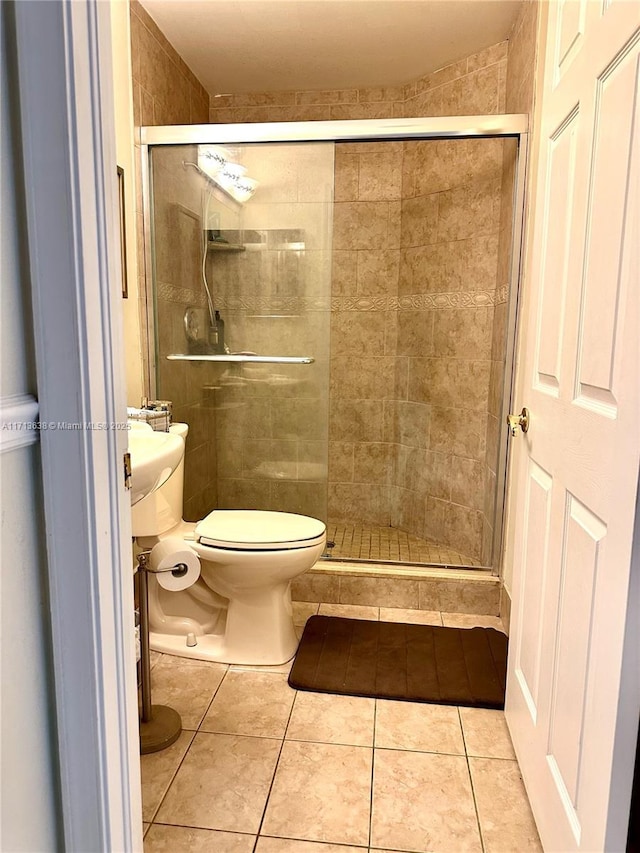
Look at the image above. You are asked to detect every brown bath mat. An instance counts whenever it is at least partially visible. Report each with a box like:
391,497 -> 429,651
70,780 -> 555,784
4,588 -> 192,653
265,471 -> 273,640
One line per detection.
289,615 -> 508,709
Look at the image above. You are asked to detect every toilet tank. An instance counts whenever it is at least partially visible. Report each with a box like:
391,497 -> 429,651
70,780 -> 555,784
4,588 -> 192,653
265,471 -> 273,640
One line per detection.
130,423 -> 189,537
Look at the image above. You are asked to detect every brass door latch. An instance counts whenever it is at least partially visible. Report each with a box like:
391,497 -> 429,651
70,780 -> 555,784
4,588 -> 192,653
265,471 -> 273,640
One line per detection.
507,407 -> 530,437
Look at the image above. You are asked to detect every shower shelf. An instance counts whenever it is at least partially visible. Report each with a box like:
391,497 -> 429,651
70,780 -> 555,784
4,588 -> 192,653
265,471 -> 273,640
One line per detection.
207,240 -> 245,253
166,354 -> 315,364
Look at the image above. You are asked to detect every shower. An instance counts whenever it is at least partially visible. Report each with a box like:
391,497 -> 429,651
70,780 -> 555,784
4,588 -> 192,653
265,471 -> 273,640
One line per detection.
142,116 -> 526,573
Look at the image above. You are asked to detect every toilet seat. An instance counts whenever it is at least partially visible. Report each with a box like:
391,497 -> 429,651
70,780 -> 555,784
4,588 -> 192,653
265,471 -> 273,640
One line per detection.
195,509 -> 326,551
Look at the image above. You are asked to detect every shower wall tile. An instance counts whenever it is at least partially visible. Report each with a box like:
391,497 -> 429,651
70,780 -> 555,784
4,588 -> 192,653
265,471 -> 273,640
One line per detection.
450,457 -> 486,512
408,358 -> 491,412
333,202 -> 400,251
329,442 -> 355,482
330,356 -> 395,400
429,406 -> 487,462
357,150 -> 403,201
331,251 -> 358,295
400,196 -> 439,248
357,250 -> 400,296
439,63 -> 504,116
443,502 -> 484,561
436,179 -> 501,243
396,310 -> 435,357
432,307 -> 494,360
352,443 -> 393,485
334,149 -> 360,202
328,483 -> 390,526
329,400 -> 384,443
330,313 -> 387,356
390,400 -> 431,449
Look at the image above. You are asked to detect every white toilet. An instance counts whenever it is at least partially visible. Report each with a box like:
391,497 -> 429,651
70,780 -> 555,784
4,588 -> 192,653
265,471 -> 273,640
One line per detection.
133,423 -> 326,665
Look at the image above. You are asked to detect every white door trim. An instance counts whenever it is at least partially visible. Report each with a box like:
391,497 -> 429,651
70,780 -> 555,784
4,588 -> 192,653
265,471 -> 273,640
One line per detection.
12,1 -> 141,850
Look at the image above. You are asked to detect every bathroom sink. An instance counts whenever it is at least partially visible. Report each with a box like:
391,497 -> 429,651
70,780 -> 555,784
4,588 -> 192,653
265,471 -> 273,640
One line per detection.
127,422 -> 185,505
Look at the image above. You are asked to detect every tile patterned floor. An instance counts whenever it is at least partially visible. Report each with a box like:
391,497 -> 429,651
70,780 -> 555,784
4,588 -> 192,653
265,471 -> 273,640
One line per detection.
142,605 -> 541,853
325,521 -> 482,567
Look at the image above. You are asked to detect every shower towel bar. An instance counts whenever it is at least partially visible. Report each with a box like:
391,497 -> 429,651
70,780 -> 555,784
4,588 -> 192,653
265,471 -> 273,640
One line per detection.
166,354 -> 314,364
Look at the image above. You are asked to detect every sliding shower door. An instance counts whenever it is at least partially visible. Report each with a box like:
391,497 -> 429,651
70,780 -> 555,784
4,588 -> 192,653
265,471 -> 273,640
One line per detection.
149,143 -> 334,523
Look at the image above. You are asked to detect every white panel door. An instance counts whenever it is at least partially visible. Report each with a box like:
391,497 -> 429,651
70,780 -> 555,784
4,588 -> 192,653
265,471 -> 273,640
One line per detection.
506,1 -> 640,851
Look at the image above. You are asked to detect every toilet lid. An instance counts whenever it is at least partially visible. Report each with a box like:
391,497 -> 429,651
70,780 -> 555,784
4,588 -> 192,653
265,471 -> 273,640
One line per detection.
195,509 -> 326,551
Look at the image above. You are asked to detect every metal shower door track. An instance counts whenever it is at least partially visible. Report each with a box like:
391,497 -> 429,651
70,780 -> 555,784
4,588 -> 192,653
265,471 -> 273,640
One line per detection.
142,114 -> 528,146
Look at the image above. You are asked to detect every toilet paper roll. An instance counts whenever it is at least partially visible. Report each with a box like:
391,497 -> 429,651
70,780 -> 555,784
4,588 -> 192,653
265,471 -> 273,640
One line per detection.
150,538 -> 201,592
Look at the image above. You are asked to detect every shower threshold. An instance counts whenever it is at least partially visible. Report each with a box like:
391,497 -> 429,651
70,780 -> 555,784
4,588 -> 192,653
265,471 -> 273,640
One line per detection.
323,521 -> 489,571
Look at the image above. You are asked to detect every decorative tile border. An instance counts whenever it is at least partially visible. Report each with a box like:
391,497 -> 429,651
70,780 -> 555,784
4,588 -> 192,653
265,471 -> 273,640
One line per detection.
157,282 -> 205,306
332,290 -> 507,311
158,287 -> 510,312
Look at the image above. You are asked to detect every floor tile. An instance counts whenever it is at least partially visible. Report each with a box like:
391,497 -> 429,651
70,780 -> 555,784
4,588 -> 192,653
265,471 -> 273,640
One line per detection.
200,671 -> 295,738
155,732 -> 281,834
459,707 -> 515,759
441,613 -> 505,631
469,757 -> 542,851
256,839 -> 365,852
143,822 -> 150,837
287,691 -> 375,747
293,602 -> 320,626
375,699 -> 464,755
379,607 -> 442,626
318,603 -> 379,620
262,740 -> 372,846
371,749 -> 482,852
143,824 -> 254,852
150,656 -> 227,729
140,730 -> 195,822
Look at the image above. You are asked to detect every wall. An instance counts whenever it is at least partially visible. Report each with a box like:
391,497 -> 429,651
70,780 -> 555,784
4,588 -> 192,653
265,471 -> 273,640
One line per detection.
129,0 -> 213,518
111,0 -> 143,406
0,6 -> 62,848
209,42 -> 508,123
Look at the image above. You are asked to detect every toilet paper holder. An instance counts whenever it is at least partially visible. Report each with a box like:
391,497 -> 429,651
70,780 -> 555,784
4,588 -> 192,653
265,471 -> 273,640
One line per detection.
136,550 -> 183,754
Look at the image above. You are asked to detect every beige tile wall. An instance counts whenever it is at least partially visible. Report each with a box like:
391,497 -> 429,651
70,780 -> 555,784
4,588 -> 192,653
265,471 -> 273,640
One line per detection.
209,42 -> 508,123
395,138 -> 503,561
130,1 -> 213,520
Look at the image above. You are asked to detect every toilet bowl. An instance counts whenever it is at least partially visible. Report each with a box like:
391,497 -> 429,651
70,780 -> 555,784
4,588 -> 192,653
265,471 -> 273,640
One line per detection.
133,423 -> 326,665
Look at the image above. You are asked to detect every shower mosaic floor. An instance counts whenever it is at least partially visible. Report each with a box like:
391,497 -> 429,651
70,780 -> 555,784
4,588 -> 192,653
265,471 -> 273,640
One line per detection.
325,521 -> 482,567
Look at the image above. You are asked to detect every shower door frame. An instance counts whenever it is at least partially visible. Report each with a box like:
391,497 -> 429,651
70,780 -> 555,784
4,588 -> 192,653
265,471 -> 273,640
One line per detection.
141,115 -> 529,576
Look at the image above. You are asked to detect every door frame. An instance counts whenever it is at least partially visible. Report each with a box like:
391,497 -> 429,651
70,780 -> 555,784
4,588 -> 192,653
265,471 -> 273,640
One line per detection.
141,115 -> 529,573
11,2 -> 142,850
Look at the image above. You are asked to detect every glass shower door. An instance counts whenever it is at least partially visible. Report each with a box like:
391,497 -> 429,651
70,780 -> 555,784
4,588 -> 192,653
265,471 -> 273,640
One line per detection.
149,142 -> 333,523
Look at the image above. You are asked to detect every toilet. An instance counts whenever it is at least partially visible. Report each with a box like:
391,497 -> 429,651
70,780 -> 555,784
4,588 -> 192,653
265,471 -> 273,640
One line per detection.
133,423 -> 326,665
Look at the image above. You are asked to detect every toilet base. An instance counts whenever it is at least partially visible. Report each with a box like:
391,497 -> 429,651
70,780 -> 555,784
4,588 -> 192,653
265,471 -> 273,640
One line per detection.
149,627 -> 299,666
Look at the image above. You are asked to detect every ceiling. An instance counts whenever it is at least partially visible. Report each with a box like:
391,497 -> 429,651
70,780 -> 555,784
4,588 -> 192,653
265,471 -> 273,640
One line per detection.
139,0 -> 522,95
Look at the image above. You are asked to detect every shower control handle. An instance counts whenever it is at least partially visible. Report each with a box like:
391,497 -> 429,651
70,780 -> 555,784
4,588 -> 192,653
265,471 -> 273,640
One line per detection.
507,407 -> 530,437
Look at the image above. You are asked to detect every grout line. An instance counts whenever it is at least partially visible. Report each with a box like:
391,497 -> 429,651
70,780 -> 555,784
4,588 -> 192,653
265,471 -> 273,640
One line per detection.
145,728 -> 197,825
251,685 -> 299,851
369,698 -> 378,849
459,706 -> 486,853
